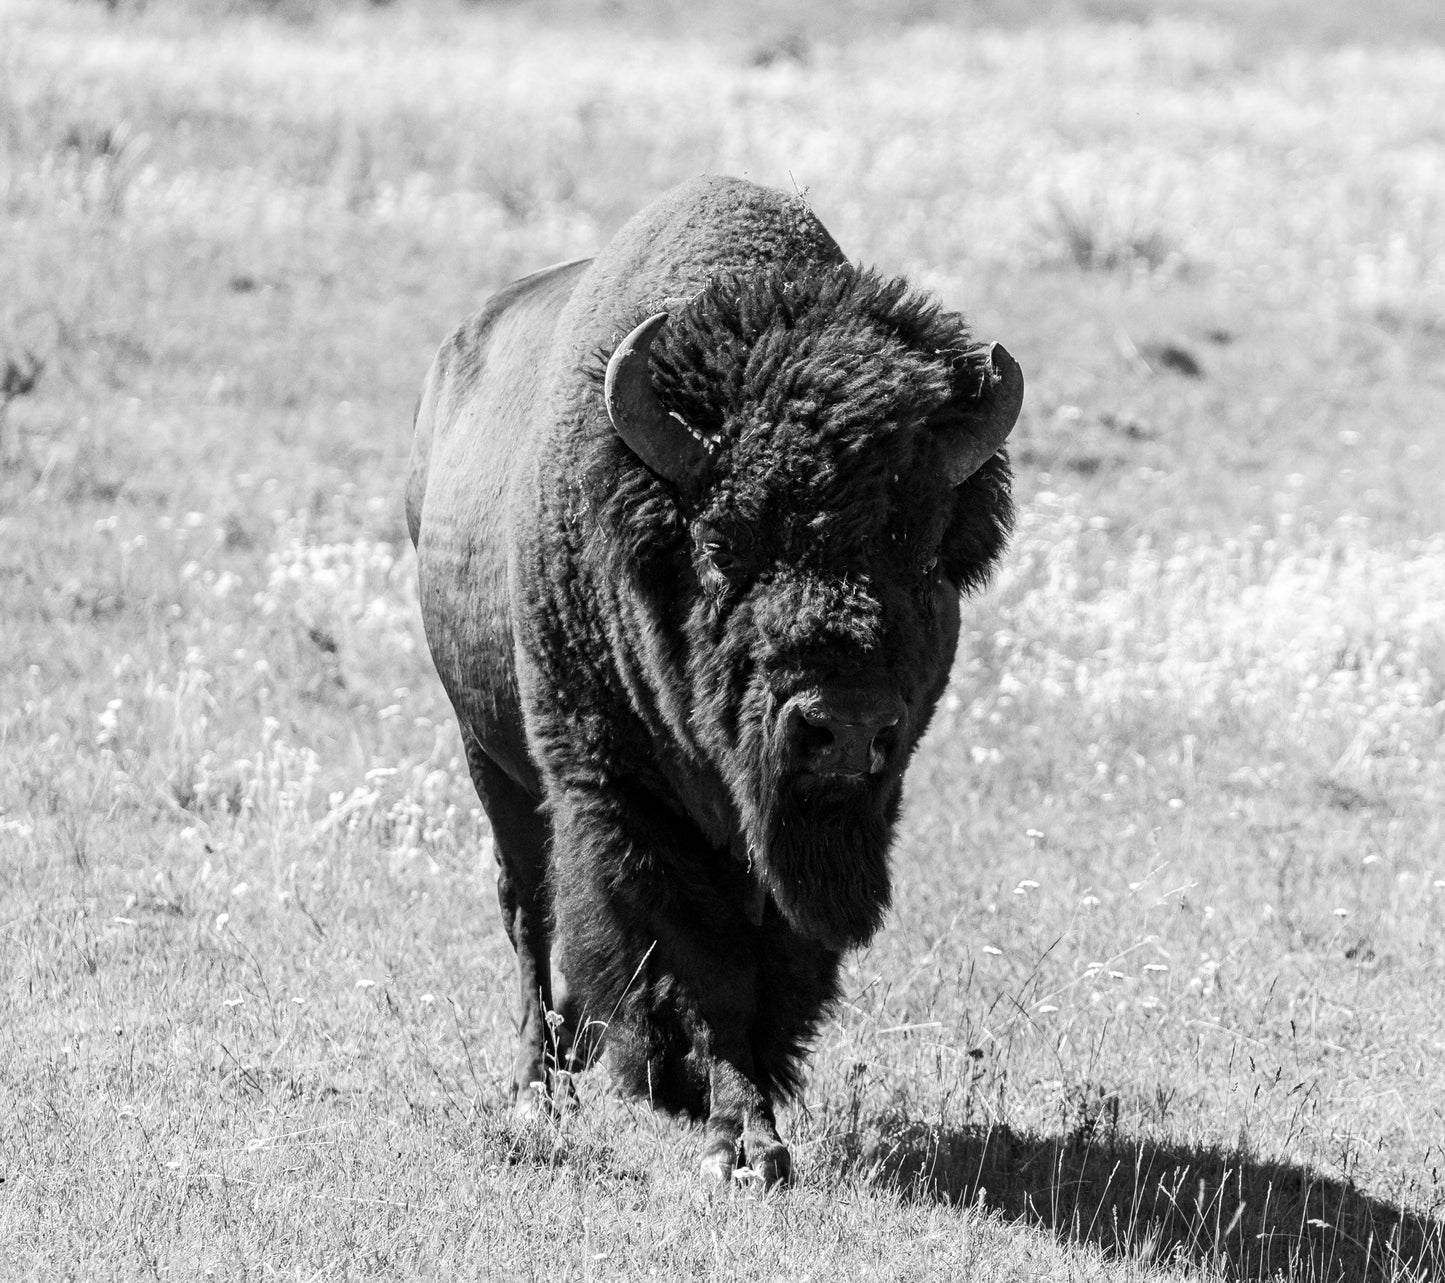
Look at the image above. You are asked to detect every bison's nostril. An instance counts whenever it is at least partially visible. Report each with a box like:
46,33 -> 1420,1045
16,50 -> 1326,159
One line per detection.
791,707 -> 838,757
794,715 -> 835,759
868,722 -> 899,774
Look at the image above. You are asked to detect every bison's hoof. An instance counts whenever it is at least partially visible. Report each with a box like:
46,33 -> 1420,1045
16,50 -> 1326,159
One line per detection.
511,1079 -> 552,1122
698,1140 -> 739,1187
741,1143 -> 792,1190
512,1067 -> 581,1121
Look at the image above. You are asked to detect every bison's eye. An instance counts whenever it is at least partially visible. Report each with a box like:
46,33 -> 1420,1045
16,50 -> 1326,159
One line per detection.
703,543 -> 741,577
922,554 -> 940,577
695,524 -> 746,595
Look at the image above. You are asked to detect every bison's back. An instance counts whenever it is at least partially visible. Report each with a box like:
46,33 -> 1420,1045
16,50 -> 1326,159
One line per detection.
407,257 -> 590,793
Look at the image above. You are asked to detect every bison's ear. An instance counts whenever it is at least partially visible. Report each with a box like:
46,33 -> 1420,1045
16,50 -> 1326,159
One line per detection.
936,342 -> 1024,486
604,313 -> 712,493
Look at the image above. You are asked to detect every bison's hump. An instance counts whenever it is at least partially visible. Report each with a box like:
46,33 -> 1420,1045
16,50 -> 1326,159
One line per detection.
557,176 -> 847,362
610,175 -> 845,283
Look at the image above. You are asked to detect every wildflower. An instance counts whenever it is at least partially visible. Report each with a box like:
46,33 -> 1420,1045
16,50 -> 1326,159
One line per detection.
96,699 -> 122,748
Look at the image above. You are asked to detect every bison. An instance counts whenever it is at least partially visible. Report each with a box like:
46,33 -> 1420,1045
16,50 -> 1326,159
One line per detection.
406,175 -> 1021,1186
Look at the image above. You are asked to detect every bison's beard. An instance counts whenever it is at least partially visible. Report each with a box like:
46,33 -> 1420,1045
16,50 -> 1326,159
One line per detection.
762,780 -> 896,949
735,717 -> 900,951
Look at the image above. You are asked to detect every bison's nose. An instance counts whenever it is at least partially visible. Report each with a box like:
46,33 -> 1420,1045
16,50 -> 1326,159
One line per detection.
785,690 -> 905,778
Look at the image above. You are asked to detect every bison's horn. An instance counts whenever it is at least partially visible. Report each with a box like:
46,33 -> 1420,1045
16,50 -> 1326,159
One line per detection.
604,312 -> 711,491
938,342 -> 1024,486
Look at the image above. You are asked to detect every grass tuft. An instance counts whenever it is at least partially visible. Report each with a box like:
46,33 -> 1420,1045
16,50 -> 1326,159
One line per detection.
1037,193 -> 1182,276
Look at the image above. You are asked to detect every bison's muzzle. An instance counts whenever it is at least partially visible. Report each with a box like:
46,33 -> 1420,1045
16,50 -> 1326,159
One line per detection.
783,687 -> 905,782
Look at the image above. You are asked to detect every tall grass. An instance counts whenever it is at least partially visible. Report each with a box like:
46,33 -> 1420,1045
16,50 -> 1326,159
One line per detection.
1,0 -> 1443,1278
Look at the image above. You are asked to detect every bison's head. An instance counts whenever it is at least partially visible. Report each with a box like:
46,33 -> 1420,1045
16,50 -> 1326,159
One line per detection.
589,265 -> 1019,950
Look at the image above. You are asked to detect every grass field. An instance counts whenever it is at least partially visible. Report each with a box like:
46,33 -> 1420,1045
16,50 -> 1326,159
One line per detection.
3,0 -> 1445,1278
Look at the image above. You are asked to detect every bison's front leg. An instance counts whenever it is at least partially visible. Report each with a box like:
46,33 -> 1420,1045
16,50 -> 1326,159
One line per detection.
699,1042 -> 791,1189
463,739 -> 565,1113
548,790 -> 792,1186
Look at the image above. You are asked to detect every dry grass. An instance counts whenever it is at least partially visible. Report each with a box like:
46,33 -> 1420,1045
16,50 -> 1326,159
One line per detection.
2,0 -> 1443,1278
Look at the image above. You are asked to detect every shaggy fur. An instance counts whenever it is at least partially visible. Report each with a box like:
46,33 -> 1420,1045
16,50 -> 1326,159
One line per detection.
580,261 -> 1012,951
407,176 -> 1017,1178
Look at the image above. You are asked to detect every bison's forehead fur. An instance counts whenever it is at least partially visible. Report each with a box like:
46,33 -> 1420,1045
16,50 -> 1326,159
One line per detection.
583,261 -> 1012,590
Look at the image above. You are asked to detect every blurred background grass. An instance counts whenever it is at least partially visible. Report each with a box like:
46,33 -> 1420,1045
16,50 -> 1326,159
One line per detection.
61,0 -> 1445,48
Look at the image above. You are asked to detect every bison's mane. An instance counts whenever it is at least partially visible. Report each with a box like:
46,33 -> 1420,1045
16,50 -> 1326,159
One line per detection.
581,260 -> 1014,597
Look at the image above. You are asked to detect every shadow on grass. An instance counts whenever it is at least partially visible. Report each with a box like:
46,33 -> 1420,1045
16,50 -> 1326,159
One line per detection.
851,1118 -> 1444,1281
